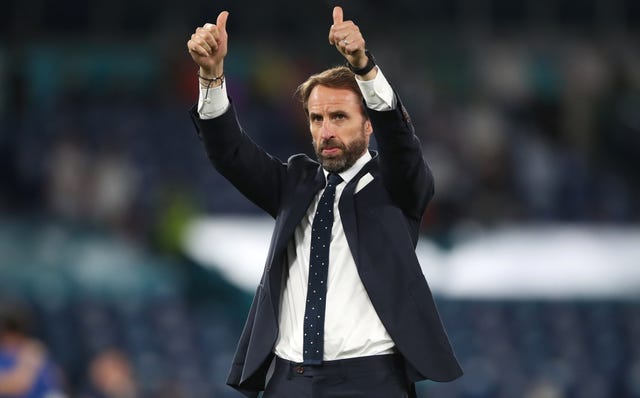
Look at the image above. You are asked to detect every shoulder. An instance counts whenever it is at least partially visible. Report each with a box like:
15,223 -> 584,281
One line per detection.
284,153 -> 321,183
286,153 -> 318,170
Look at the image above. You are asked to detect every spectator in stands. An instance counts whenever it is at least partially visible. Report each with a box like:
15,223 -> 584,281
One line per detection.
0,308 -> 66,398
81,349 -> 138,398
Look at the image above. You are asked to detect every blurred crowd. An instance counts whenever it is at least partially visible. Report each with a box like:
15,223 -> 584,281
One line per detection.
1,0 -> 639,397
0,302 -> 137,398
1,287 -> 639,398
0,303 -> 180,398
1,0 -> 639,240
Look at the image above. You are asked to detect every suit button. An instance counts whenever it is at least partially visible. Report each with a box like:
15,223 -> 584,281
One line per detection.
294,365 -> 304,374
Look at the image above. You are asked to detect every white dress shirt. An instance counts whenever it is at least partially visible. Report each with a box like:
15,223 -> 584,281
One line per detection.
198,66 -> 398,362
197,66 -> 396,118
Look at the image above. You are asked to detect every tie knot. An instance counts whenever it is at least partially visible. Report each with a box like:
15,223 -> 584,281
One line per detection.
326,173 -> 343,187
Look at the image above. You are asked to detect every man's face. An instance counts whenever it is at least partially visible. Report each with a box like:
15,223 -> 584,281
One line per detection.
307,85 -> 373,173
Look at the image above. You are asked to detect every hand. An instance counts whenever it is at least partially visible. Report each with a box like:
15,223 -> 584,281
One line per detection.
328,6 -> 368,70
187,11 -> 229,79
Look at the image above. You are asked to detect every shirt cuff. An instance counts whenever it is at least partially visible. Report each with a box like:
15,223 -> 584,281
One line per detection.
197,81 -> 230,119
355,67 -> 397,111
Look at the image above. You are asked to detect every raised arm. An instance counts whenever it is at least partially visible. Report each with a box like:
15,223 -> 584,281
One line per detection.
328,6 -> 378,82
329,6 -> 433,220
187,12 -> 286,217
188,11 -> 228,88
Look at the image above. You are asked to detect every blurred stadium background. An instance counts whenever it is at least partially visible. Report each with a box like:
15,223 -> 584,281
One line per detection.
1,0 -> 639,396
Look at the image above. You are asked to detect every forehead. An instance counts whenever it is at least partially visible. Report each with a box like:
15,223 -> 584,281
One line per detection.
307,85 -> 362,112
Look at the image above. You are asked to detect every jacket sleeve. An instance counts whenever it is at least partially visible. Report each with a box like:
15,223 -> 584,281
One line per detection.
367,95 -> 434,221
190,104 -> 286,218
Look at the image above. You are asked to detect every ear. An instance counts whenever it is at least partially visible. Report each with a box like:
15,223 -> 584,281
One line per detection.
364,118 -> 373,136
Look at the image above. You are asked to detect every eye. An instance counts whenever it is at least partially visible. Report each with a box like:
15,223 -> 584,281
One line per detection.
310,114 -> 322,122
333,113 -> 347,121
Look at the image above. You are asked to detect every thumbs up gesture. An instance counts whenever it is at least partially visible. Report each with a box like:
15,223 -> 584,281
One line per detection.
187,11 -> 229,79
328,6 -> 368,71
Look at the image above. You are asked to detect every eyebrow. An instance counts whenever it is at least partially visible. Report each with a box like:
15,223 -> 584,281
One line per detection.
308,110 -> 348,118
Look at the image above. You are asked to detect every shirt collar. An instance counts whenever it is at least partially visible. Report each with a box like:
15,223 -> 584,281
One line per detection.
322,150 -> 372,186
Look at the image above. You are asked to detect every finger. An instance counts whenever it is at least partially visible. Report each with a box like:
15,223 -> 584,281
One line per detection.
329,23 -> 352,45
216,11 -> 229,34
338,41 -> 350,55
196,29 -> 218,49
188,42 -> 209,58
333,6 -> 343,24
191,44 -> 209,58
199,40 -> 212,54
329,24 -> 337,45
347,33 -> 364,46
332,22 -> 357,37
344,42 -> 364,56
192,33 -> 216,53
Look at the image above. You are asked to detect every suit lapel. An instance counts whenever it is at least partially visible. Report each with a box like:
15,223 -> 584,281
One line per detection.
268,154 -> 378,317
338,156 -> 378,274
268,166 -> 325,317
278,166 -> 326,251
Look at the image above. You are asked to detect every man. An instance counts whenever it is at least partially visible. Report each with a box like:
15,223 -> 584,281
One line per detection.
0,308 -> 65,398
187,6 -> 462,397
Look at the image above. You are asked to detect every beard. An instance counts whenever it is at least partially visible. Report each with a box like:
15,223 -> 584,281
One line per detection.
314,135 -> 368,173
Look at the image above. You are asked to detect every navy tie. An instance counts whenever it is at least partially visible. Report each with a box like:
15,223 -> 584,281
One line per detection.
302,172 -> 343,365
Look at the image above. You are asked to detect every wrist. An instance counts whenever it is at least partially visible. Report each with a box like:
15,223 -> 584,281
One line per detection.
347,50 -> 378,81
199,64 -> 224,79
198,66 -> 225,88
348,51 -> 375,74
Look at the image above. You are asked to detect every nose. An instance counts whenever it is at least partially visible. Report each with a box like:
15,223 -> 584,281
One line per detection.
320,119 -> 334,140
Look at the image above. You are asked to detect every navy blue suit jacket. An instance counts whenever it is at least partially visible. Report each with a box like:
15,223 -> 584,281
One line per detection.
190,93 -> 462,397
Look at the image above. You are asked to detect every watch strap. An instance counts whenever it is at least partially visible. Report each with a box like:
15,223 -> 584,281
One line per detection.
348,50 -> 376,76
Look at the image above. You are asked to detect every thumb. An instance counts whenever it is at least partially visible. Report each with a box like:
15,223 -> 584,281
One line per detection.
333,6 -> 343,24
216,10 -> 229,33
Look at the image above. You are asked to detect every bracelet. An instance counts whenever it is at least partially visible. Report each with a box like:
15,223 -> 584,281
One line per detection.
197,72 -> 225,86
197,72 -> 224,99
348,50 -> 376,76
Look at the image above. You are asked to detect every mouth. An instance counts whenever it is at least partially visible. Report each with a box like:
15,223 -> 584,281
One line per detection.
321,147 -> 342,156
319,138 -> 344,157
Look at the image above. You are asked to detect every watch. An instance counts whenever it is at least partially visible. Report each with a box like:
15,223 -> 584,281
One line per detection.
348,50 -> 376,76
